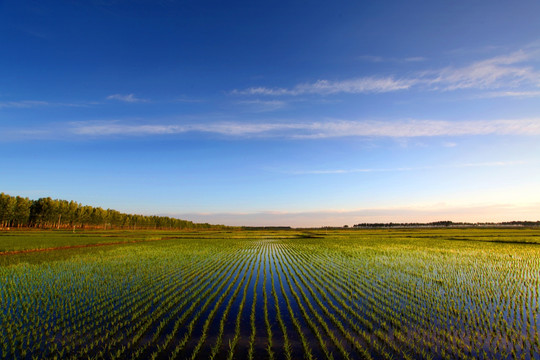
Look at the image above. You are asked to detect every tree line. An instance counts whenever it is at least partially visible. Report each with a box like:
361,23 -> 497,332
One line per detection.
353,220 -> 540,228
0,193 -> 223,230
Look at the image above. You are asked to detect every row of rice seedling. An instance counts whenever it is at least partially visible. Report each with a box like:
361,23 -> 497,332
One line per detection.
125,262 -> 226,357
276,244 -> 350,360
3,256 -> 189,358
207,257 -> 252,359
226,250 -> 258,360
1,230 -> 539,359
101,247 -> 237,358
147,254 -> 242,359
247,245 -> 262,360
287,243 -> 418,359
98,256 -> 219,359
268,244 -> 293,360
280,243 -> 377,359
262,244 -> 275,360
166,247 -> 251,359
0,238 -> 250,359
269,242 -> 315,360
189,249 -> 256,360
121,248 -> 240,359
280,234 -> 540,360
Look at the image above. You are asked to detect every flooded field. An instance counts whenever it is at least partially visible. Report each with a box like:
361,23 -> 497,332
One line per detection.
1,229 -> 539,359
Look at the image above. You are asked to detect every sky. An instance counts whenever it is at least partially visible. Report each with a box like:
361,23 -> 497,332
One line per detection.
1,0 -> 540,227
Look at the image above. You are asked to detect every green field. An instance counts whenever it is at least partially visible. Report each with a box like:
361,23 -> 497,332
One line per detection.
1,229 -> 539,359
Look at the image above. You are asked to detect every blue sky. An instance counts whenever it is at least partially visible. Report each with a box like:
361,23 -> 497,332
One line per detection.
1,0 -> 540,226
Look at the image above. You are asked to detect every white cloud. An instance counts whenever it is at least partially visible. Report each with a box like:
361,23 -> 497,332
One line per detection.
0,128 -> 52,141
72,123 -> 184,135
404,57 -> 426,62
358,55 -> 427,63
480,90 -> 540,98
233,76 -> 414,96
70,121 -> 297,137
234,47 -> 540,96
286,160 -> 528,175
0,100 -> 91,108
357,55 -> 386,63
69,118 -> 540,138
426,50 -> 539,90
287,119 -> 540,139
236,99 -> 287,112
232,87 -> 296,96
106,93 -> 148,103
0,100 -> 50,108
300,77 -> 415,94
174,96 -> 205,103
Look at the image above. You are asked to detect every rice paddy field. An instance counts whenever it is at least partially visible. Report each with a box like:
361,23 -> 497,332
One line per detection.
1,228 -> 539,360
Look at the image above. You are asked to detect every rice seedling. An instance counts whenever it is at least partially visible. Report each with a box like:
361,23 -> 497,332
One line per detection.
262,244 -> 275,360
1,228 -> 539,359
247,245 -> 262,360
268,245 -> 293,360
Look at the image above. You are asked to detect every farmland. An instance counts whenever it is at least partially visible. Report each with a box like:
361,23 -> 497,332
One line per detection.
1,229 -> 539,360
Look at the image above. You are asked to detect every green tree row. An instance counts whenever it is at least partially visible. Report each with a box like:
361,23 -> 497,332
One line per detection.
0,193 -> 221,230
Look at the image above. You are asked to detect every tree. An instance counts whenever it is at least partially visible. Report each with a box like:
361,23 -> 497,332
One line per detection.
0,193 -> 16,228
2,192 -> 224,230
13,196 -> 31,227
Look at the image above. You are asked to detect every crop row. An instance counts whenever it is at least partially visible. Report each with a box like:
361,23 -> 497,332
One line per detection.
1,234 -> 539,360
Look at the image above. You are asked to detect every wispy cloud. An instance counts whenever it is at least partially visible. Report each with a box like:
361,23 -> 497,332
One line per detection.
0,100 -> 50,108
69,118 -> 540,138
0,128 -> 52,140
233,77 -> 415,96
70,121 -> 296,136
234,47 -> 540,96
357,55 -> 386,63
106,93 -> 148,103
358,55 -> 427,63
425,50 -> 539,91
404,57 -> 427,62
236,99 -> 288,112
174,96 -> 205,103
286,160 -> 528,175
479,90 -> 540,98
0,100 -> 92,108
293,119 -> 540,138
6,117 -> 540,141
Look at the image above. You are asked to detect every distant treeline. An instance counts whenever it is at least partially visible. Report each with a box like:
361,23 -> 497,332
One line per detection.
0,193 -> 223,230
242,226 -> 293,230
353,220 -> 540,228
